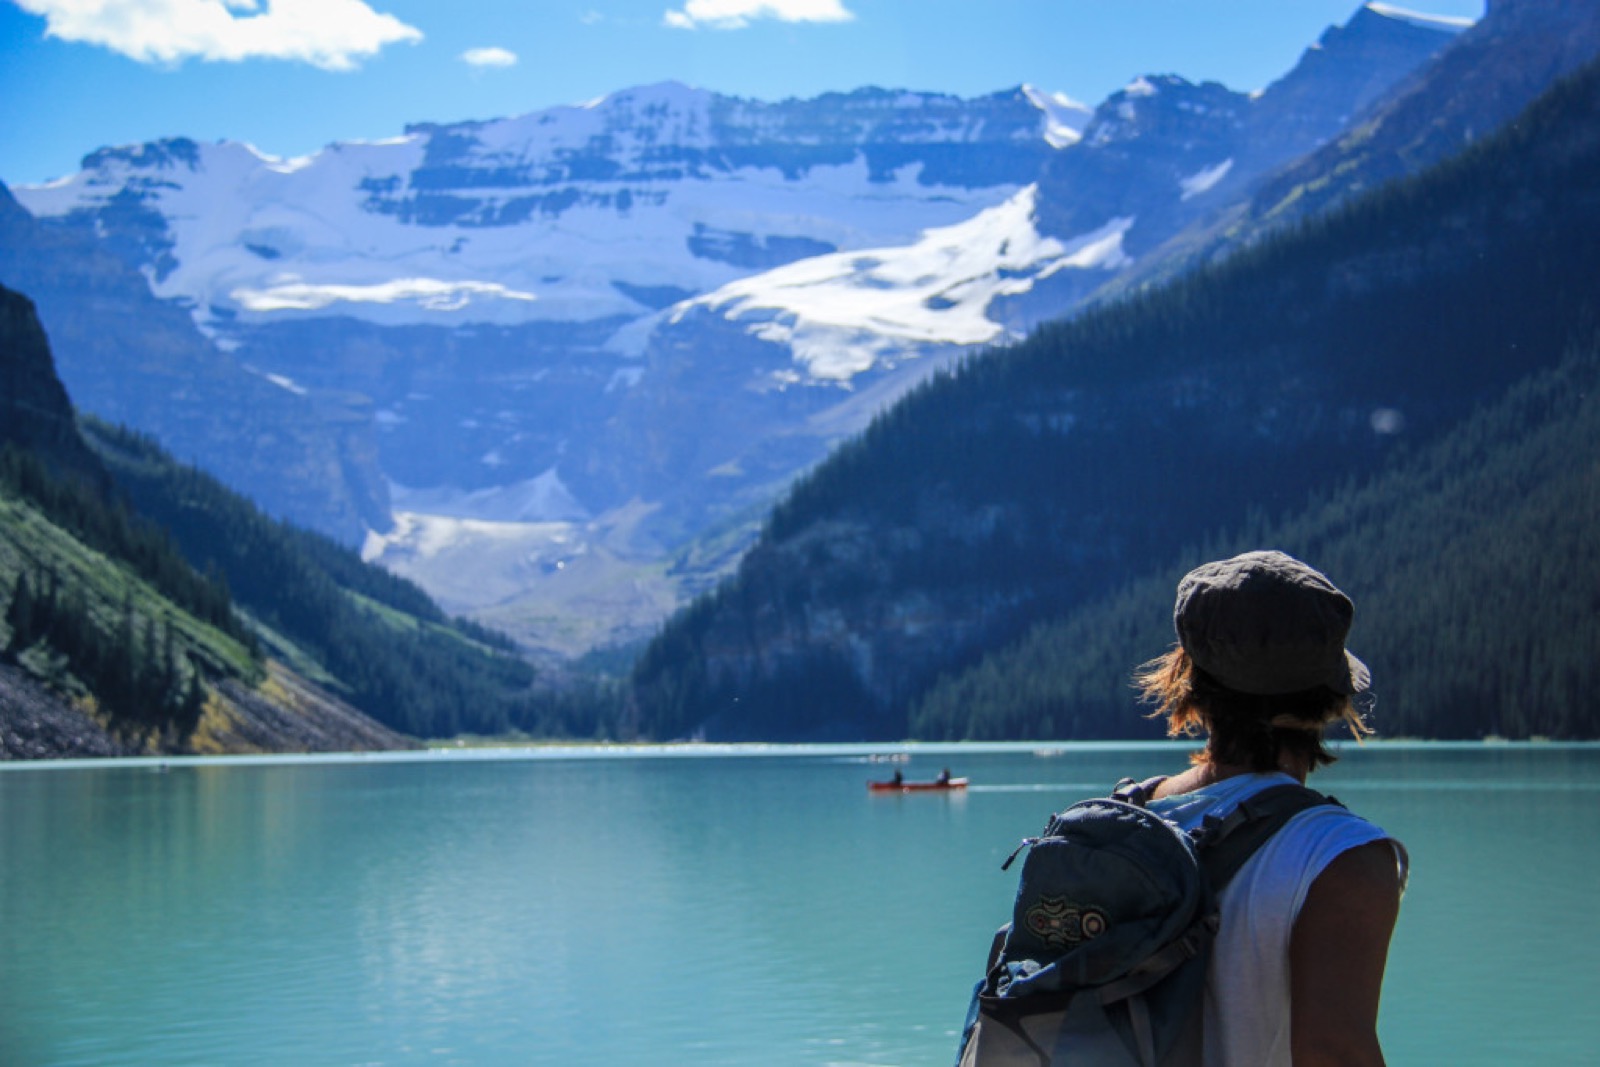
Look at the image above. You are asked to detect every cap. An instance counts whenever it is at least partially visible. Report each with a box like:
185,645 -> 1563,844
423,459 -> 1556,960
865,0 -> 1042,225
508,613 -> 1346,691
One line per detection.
1173,550 -> 1371,697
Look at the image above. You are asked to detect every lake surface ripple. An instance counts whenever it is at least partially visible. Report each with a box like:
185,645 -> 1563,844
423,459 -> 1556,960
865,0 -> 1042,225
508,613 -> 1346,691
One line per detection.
2,742 -> 1595,1066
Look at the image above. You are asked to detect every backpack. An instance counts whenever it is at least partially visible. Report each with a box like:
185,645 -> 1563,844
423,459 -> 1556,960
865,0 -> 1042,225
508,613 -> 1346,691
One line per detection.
955,776 -> 1339,1067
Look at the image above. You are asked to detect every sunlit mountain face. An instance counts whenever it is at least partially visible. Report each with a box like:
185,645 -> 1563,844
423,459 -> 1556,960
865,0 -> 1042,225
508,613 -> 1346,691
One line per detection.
8,6 -> 1463,657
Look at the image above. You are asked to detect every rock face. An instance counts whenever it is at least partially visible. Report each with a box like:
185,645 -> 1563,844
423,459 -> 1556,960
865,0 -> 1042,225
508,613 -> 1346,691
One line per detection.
0,183 -> 391,541
1096,0 -> 1600,305
5,7 -> 1462,656
1248,0 -> 1600,230
0,660 -> 418,759
197,663 -> 418,756
1028,0 -> 1464,254
0,283 -> 101,480
0,663 -> 133,758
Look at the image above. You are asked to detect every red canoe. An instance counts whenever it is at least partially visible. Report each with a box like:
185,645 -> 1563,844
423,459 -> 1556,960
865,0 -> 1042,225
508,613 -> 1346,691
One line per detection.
867,777 -> 969,793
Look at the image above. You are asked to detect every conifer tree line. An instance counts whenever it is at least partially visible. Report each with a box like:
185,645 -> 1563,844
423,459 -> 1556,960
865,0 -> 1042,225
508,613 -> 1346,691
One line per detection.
1,437 -> 262,746
910,336 -> 1600,741
627,57 -> 1600,743
6,566 -> 205,736
3,420 -> 626,744
76,421 -> 612,740
1,443 -> 249,648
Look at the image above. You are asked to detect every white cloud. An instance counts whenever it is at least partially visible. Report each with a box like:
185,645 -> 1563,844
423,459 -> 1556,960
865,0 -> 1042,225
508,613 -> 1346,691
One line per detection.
663,0 -> 854,31
13,0 -> 422,70
461,46 -> 517,68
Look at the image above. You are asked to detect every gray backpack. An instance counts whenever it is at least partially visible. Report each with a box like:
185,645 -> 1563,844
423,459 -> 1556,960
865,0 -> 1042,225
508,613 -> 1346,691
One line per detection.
956,778 -> 1337,1067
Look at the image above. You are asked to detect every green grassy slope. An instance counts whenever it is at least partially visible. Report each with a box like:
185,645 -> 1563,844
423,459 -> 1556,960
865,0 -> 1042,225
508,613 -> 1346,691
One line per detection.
81,421 -> 542,739
0,478 -> 257,749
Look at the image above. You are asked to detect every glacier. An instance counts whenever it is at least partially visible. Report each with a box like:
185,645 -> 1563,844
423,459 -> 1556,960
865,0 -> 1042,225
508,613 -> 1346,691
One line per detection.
8,5 -> 1469,657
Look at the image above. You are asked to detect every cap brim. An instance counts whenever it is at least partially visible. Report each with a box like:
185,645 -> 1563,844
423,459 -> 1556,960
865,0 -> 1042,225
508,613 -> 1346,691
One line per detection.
1343,650 -> 1372,695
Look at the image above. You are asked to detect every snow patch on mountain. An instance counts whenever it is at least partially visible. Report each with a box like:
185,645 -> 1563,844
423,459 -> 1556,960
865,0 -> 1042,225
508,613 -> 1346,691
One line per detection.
389,469 -> 588,523
361,511 -> 580,608
254,369 -> 308,395
1022,85 -> 1093,148
680,186 -> 1132,381
1180,159 -> 1234,200
18,134 -> 1017,335
1364,3 -> 1475,32
233,276 -> 538,314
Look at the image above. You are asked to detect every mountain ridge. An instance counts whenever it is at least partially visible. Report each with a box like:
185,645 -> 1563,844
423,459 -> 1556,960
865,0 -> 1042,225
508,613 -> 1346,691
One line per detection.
1095,0 -> 1600,302
4,4 -> 1466,659
626,48 -> 1600,741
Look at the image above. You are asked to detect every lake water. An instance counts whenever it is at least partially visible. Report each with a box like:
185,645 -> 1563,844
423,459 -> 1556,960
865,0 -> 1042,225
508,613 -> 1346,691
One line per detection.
2,742 -> 1597,1066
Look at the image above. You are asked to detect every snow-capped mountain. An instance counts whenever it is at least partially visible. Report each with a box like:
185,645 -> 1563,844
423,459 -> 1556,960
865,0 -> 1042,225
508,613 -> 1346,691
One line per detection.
21,82 -> 1074,336
7,4 -> 1463,657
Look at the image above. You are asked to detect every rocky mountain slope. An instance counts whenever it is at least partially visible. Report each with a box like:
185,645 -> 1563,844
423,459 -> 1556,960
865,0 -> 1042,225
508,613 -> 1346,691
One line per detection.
0,282 -> 103,482
1098,0 -> 1600,299
4,4 -> 1463,658
0,185 -> 392,539
1,283 -> 416,758
627,48 -> 1600,741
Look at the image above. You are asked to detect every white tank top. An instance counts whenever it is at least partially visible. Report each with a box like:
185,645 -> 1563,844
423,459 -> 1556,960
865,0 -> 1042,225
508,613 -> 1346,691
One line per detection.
1149,772 -> 1405,1067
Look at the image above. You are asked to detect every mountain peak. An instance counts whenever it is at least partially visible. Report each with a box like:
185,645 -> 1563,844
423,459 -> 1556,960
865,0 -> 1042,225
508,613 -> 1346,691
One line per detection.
581,79 -> 716,111
80,137 -> 203,174
0,283 -> 106,483
1021,84 -> 1093,147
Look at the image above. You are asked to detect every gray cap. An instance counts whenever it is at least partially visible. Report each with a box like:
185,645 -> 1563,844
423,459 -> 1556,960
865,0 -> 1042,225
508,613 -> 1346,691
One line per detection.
1173,550 -> 1371,697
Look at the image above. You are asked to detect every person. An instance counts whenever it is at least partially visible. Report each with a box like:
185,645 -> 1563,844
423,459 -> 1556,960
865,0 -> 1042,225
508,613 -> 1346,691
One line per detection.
1133,550 -> 1408,1067
936,767 -> 952,785
891,768 -> 904,787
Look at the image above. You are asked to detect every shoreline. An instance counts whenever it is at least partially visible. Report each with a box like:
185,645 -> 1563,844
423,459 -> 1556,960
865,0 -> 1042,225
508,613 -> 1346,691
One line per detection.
4,735 -> 1595,772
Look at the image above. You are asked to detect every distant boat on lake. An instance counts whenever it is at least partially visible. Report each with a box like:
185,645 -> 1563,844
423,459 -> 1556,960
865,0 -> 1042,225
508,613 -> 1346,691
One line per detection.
867,776 -> 968,794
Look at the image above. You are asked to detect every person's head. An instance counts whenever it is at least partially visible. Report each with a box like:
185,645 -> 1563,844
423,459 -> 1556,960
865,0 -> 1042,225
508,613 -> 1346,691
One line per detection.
1135,550 -> 1371,772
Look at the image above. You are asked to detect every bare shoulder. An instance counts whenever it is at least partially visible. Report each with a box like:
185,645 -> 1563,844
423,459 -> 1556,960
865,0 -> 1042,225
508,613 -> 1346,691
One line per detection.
1296,838 -> 1405,966
1311,837 -> 1407,908
1289,839 -> 1406,1067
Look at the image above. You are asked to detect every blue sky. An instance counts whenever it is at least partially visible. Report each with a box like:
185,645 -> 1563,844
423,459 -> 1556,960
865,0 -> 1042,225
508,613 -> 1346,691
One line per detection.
1,0 -> 1482,187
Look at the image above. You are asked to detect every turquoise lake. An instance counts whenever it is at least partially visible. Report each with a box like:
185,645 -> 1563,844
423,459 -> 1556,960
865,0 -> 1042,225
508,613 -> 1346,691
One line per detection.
2,742 -> 1597,1066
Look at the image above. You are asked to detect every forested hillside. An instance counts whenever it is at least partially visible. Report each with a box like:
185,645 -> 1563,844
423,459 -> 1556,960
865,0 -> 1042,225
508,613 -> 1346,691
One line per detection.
912,336 -> 1600,741
1,440 -> 252,752
4,417 -> 616,753
2,279 -> 610,755
80,422 -> 619,741
628,57 -> 1600,742
2,282 -> 257,754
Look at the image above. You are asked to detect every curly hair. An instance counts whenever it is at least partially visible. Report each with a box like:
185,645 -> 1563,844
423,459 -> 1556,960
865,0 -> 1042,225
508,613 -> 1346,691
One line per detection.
1135,645 -> 1371,771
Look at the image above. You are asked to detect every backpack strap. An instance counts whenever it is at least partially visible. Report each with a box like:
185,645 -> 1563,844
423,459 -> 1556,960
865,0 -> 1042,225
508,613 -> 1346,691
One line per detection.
1111,776 -> 1345,892
1111,775 -> 1168,806
1193,784 -> 1344,893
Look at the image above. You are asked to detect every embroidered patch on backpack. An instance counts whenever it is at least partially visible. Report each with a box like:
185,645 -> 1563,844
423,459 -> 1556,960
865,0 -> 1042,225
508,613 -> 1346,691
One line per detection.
1025,896 -> 1109,949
